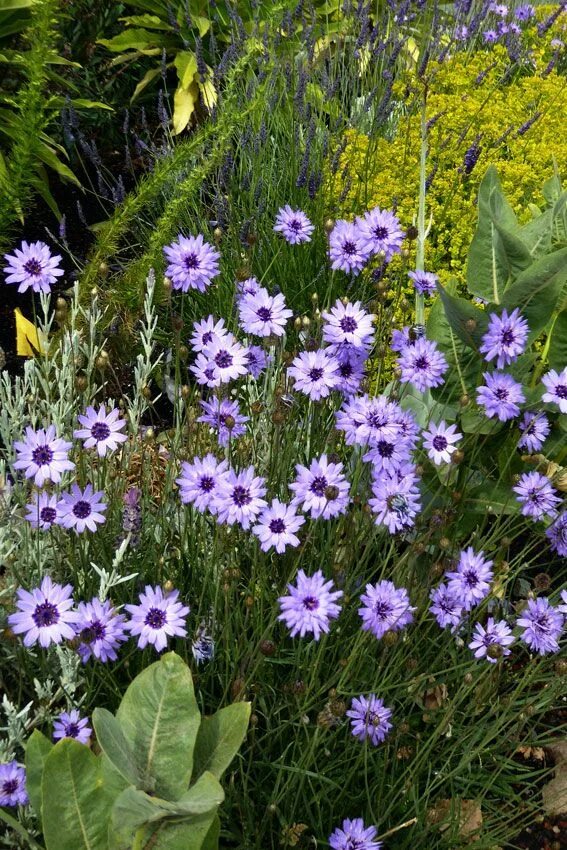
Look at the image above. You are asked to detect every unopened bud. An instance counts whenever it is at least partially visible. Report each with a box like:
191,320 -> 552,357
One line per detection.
486,643 -> 504,660
213,226 -> 222,243
324,218 -> 335,233
324,485 -> 340,501
224,415 -> 236,430
56,297 -> 67,310
162,276 -> 172,292
465,318 -> 477,333
451,450 -> 464,465
260,639 -> 276,656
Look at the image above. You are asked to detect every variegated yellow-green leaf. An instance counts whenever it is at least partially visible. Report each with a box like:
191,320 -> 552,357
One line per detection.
173,83 -> 198,134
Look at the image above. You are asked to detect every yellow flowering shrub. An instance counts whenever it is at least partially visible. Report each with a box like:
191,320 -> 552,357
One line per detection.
327,6 -> 567,287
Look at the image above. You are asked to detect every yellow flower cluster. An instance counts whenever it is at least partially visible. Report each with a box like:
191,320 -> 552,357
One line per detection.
327,7 -> 567,287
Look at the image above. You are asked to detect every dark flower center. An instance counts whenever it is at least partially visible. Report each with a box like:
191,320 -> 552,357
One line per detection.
91,422 -> 110,441
344,838 -> 364,850
269,518 -> 286,534
202,330 -> 213,345
308,367 -> 324,381
215,351 -> 233,368
40,506 -> 57,524
80,620 -> 106,643
556,384 -> 567,399
414,356 -> 429,370
464,570 -> 479,587
340,316 -> 358,333
73,500 -> 92,519
500,329 -> 515,345
373,225 -> 389,239
145,607 -> 167,629
183,253 -> 199,270
2,779 -> 19,795
310,475 -> 328,496
367,412 -> 387,428
32,601 -> 60,628
376,440 -> 393,457
257,307 -> 273,322
232,485 -> 251,506
204,365 -> 216,381
339,363 -> 353,377
373,600 -> 393,619
289,219 -> 302,232
200,475 -> 215,492
432,435 -> 448,451
302,595 -> 319,611
495,387 -> 509,400
23,258 -> 42,276
32,445 -> 54,466
342,240 -> 357,256
65,723 -> 80,738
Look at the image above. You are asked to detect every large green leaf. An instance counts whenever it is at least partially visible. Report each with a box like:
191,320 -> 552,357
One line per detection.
92,707 -> 140,786
436,283 -> 489,350
97,28 -> 173,52
139,811 -> 219,850
41,740 -> 120,850
116,652 -> 200,800
500,246 -> 567,339
24,729 -> 52,816
467,166 -> 521,304
192,702 -> 251,781
548,308 -> 567,372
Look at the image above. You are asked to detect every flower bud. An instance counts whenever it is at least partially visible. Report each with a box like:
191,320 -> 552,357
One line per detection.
294,316 -> 302,330
260,639 -> 276,656
324,485 -> 339,501
56,297 -> 67,310
162,276 -> 172,292
75,374 -> 88,392
465,318 -> 477,333
181,385 -> 191,399
213,226 -> 222,243
324,218 -> 335,233
224,415 -> 236,430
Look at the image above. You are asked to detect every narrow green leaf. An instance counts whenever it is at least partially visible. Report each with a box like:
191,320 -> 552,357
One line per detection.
25,730 -> 53,817
116,652 -> 200,800
92,707 -> 140,786
0,807 -> 44,849
192,702 -> 251,781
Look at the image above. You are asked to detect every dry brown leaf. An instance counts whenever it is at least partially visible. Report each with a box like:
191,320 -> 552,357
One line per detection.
516,744 -> 546,761
427,798 -> 483,839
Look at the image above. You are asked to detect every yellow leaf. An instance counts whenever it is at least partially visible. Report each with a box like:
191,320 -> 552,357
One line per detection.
173,83 -> 198,135
14,308 -> 48,357
174,51 -> 198,89
198,77 -> 217,111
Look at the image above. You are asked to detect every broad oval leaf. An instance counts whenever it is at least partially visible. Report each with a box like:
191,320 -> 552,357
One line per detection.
548,308 -> 567,372
173,83 -> 198,135
116,652 -> 200,800
500,246 -> 567,340
92,707 -> 140,786
24,730 -> 52,817
41,739 -> 120,850
192,702 -> 251,781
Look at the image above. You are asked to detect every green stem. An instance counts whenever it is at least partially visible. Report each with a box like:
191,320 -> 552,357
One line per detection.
415,93 -> 428,329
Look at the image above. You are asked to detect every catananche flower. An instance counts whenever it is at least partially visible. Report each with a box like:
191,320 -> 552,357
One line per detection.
74,598 -> 128,663
476,372 -> 525,421
322,299 -> 375,350
422,420 -> 462,465
429,584 -> 465,630
53,710 -> 92,745
289,455 -> 350,519
213,466 -> 267,529
163,233 -> 220,292
446,547 -> 493,611
0,762 -> 28,807
238,288 -> 293,337
357,206 -> 404,261
8,576 -> 79,648
191,333 -> 249,387
391,327 -> 411,352
333,347 -> 367,396
24,491 -> 59,531
277,569 -> 343,640
397,337 -> 448,392
479,308 -> 529,369
13,426 -> 74,487
252,499 -> 305,553
125,585 -> 190,652
198,398 -> 249,447
518,412 -> 550,453
273,205 -> 314,244
346,695 -> 393,746
335,394 -> 401,447
542,367 -> 567,413
3,240 -> 63,294
369,467 -> 421,533
408,270 -> 438,295
236,277 -> 261,299
190,315 -> 227,352
546,510 -> 567,557
363,433 -> 410,475
516,597 -> 563,655
483,29 -> 499,43
329,818 -> 381,850
469,617 -> 515,663
358,580 -> 415,639
176,454 -> 230,514
489,2 -> 508,16
513,471 -> 560,520
246,345 -> 271,379
515,3 -> 534,21
57,484 -> 107,534
73,404 -> 127,457
287,349 -> 340,401
328,219 -> 370,275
